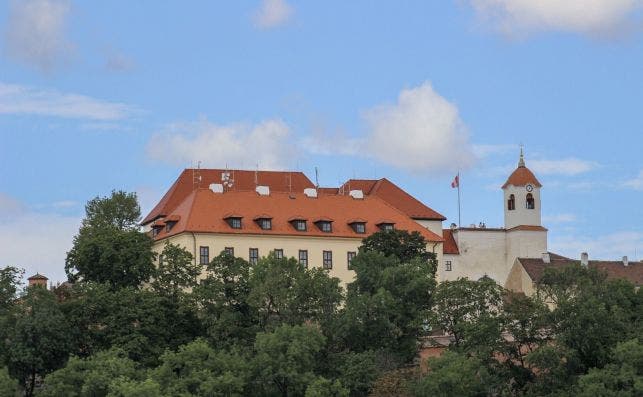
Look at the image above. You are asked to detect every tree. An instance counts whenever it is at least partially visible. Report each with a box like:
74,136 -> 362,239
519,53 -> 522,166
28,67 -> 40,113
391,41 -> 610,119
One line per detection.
194,252 -> 257,347
338,251 -> 436,363
152,241 -> 200,299
0,266 -> 23,313
412,351 -> 491,397
5,287 -> 72,397
253,324 -> 327,397
0,366 -> 18,397
38,349 -> 142,397
576,339 -> 642,397
107,378 -> 164,397
151,339 -> 251,397
65,190 -> 155,289
429,277 -> 504,353
305,377 -> 349,397
248,255 -> 343,331
360,229 -> 433,264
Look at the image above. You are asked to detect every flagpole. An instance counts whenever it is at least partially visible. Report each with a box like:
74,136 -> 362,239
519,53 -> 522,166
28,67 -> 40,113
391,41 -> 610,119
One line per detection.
457,171 -> 461,228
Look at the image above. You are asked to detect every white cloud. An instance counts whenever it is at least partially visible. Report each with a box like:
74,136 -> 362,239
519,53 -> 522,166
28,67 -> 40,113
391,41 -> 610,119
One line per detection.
550,231 -> 643,261
0,193 -> 80,284
472,143 -> 518,158
0,82 -> 134,120
362,82 -> 476,174
254,0 -> 294,29
542,213 -> 577,224
4,0 -> 73,71
147,118 -> 296,170
529,158 -> 598,176
468,0 -> 643,36
623,170 -> 643,190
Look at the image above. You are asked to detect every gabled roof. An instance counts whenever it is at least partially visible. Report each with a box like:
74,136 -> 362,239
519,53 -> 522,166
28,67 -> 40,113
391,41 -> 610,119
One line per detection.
27,273 -> 48,281
517,253 -> 643,286
151,189 -> 444,242
340,178 -> 446,220
142,169 -> 315,225
442,229 -> 459,254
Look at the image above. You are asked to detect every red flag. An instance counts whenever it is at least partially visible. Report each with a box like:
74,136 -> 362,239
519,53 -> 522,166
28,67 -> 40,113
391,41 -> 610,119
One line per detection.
451,174 -> 459,188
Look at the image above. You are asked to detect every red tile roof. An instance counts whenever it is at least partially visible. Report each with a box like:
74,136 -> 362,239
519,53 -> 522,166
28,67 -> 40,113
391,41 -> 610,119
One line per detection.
502,166 -> 542,189
507,225 -> 548,232
518,254 -> 643,286
142,169 -> 315,224
152,188 -> 443,242
27,273 -> 48,281
340,178 -> 446,220
442,229 -> 459,254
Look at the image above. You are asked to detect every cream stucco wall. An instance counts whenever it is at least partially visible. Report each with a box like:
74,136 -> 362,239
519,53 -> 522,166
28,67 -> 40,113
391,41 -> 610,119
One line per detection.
153,232 -> 442,288
504,259 -> 536,296
506,230 -> 547,265
439,229 -> 507,283
414,219 -> 443,237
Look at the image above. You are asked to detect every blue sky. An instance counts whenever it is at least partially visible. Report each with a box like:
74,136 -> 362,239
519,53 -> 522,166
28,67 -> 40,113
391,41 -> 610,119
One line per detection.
1,0 -> 643,283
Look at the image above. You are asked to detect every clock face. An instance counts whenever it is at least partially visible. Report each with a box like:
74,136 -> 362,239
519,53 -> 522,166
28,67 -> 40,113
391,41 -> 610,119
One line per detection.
526,184 -> 534,192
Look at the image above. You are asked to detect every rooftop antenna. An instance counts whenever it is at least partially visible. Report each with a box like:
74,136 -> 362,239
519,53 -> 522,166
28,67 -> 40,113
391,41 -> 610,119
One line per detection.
314,167 -> 320,188
192,161 -> 202,190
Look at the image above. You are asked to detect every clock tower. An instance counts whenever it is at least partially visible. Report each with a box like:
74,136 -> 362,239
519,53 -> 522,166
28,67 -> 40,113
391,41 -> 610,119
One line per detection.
502,148 -> 542,229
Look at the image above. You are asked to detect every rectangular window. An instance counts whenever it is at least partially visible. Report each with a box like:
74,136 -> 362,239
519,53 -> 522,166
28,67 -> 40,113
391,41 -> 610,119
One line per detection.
353,223 -> 365,234
323,250 -> 333,269
274,249 -> 284,259
249,248 -> 259,265
260,219 -> 272,230
445,260 -> 452,271
321,222 -> 332,232
152,228 -> 160,237
229,217 -> 242,229
294,220 -> 306,231
199,246 -> 209,265
165,223 -> 173,233
299,250 -> 308,268
159,254 -> 164,266
347,251 -> 357,269
224,247 -> 234,256
380,223 -> 394,231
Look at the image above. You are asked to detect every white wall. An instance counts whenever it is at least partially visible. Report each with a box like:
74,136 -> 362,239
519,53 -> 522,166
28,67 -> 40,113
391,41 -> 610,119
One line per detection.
503,185 -> 541,229
439,229 -> 507,283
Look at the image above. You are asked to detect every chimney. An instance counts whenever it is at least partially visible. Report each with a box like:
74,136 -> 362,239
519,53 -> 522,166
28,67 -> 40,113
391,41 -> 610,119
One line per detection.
580,252 -> 589,267
622,256 -> 628,267
542,252 -> 551,264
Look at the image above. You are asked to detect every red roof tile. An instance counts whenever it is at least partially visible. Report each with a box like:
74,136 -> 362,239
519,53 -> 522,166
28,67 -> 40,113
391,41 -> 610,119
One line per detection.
518,254 -> 643,286
142,169 -> 315,224
27,273 -> 48,281
340,178 -> 446,220
442,229 -> 459,254
152,189 -> 443,242
502,166 -> 542,189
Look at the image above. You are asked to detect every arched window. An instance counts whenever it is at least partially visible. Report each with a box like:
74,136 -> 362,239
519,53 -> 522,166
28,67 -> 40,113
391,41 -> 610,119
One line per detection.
526,193 -> 535,209
507,194 -> 515,211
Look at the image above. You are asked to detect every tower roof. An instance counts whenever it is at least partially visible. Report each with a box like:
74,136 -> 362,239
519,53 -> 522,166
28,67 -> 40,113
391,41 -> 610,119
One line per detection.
502,149 -> 542,188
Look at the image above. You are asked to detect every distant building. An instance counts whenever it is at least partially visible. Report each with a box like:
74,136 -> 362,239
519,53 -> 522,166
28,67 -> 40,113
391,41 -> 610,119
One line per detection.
505,252 -> 643,296
143,151 -> 610,288
27,273 -> 48,288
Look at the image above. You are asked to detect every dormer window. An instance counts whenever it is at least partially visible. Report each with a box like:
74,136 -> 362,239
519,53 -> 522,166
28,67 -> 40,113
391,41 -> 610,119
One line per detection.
378,222 -> 395,231
289,217 -> 307,232
257,218 -> 272,230
526,193 -> 535,210
152,227 -> 160,237
314,218 -> 333,233
508,194 -> 515,211
165,222 -> 175,233
317,221 -> 332,233
228,217 -> 242,229
348,219 -> 367,234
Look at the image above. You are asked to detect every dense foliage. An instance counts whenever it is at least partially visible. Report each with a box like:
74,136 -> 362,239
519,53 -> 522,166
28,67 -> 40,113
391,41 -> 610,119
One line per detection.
0,191 -> 639,396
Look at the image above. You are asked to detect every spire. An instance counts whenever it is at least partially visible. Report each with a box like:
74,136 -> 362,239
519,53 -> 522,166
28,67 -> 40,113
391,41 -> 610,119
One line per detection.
518,145 -> 525,168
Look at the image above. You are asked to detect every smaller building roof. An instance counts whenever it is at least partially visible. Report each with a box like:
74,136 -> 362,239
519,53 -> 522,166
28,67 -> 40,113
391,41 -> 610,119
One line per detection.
442,229 -> 459,255
517,253 -> 643,286
27,273 -> 48,281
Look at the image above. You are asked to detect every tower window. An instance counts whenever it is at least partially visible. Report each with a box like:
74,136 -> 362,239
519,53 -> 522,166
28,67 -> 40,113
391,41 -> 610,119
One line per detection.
526,193 -> 535,210
508,194 -> 515,211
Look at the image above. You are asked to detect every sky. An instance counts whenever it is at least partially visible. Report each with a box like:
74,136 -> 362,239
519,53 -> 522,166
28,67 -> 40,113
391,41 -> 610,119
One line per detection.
1,0 -> 643,283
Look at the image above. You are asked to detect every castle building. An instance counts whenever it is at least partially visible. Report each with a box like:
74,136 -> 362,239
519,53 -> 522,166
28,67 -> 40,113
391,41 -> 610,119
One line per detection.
142,152 -> 548,286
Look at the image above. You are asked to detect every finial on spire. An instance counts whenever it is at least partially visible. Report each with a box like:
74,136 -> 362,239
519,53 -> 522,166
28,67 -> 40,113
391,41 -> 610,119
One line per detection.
518,145 -> 525,168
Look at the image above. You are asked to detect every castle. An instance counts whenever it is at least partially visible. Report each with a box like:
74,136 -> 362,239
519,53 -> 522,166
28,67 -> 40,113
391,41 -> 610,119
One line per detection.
142,151 -> 555,288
